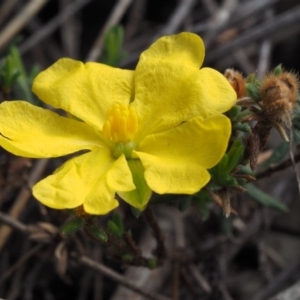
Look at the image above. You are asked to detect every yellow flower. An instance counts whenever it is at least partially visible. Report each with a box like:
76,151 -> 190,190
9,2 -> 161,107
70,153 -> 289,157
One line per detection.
0,33 -> 236,214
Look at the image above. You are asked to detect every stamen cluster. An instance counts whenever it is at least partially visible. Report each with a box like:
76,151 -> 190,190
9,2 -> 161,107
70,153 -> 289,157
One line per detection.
102,104 -> 138,143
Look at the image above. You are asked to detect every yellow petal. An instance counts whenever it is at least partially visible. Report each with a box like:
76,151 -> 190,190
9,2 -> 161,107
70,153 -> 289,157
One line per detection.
133,33 -> 205,137
33,148 -> 119,214
195,68 -> 237,117
132,33 -> 236,138
138,32 -> 205,69
106,154 -> 135,191
135,115 -> 231,194
0,101 -> 103,158
32,58 -> 134,130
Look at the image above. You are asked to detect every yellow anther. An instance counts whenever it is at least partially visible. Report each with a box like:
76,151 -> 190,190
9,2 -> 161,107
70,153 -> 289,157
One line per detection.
102,104 -> 138,144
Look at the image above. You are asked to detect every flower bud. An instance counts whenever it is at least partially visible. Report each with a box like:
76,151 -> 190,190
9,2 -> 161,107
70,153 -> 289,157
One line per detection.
224,69 -> 246,98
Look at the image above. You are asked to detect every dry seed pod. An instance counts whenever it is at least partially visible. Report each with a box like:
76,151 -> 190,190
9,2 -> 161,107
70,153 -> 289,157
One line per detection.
259,72 -> 299,126
224,69 -> 246,98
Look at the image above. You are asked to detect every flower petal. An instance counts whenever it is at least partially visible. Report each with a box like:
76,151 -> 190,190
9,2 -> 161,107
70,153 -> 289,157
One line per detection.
132,33 -> 236,138
135,115 -> 231,194
0,101 -> 103,158
195,68 -> 237,117
137,32 -> 205,69
32,58 -> 134,130
33,148 -> 119,214
106,154 -> 135,191
132,33 -> 205,137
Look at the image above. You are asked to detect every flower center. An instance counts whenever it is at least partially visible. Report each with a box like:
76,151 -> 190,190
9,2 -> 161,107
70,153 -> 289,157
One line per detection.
102,104 -> 138,159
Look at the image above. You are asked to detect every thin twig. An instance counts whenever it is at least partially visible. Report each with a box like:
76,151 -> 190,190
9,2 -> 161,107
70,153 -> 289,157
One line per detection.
0,212 -> 171,300
206,4 -> 300,63
86,0 -> 132,61
19,0 -> 92,54
0,0 -> 48,51
256,152 -> 300,179
60,0 -> 81,58
252,258 -> 300,300
143,206 -> 166,262
0,159 -> 49,251
158,0 -> 196,36
77,255 -> 171,300
0,0 -> 19,28
0,244 -> 43,284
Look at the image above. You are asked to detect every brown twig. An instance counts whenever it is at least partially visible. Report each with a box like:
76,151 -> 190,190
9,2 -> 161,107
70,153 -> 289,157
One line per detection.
206,4 -> 300,63
86,0 -> 133,61
143,206 -> 166,263
0,159 -> 49,251
158,0 -> 196,36
0,211 -> 171,300
0,244 -> 43,284
20,0 -> 92,55
0,0 -> 48,51
256,152 -> 300,179
78,254 -> 171,300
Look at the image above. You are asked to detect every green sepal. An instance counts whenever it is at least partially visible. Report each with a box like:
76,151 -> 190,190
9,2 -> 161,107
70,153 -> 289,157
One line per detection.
227,105 -> 241,121
118,159 -> 152,211
273,64 -> 283,76
60,217 -> 85,234
246,82 -> 260,103
245,184 -> 288,212
233,123 -> 251,133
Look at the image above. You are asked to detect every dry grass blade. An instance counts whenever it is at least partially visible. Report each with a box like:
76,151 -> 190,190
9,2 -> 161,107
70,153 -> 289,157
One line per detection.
0,159 -> 49,251
86,0 -> 133,61
20,0 -> 92,54
0,0 -> 48,51
206,4 -> 300,63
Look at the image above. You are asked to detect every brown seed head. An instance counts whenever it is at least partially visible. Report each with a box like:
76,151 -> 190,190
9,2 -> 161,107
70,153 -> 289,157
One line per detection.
259,72 -> 299,126
224,69 -> 246,98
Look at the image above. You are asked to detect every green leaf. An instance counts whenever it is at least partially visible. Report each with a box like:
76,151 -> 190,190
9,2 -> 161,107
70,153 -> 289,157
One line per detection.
245,184 -> 288,212
86,224 -> 108,242
227,105 -> 241,120
225,139 -> 244,173
61,217 -> 85,234
107,220 -> 122,237
233,123 -> 251,133
112,212 -> 123,233
118,159 -> 152,211
246,81 -> 261,103
101,25 -> 127,67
